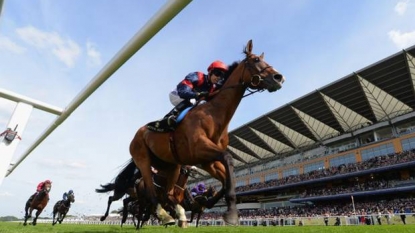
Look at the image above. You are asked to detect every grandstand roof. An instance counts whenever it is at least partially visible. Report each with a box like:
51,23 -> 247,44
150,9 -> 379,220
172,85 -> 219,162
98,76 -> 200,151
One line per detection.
188,45 -> 415,181
217,44 -> 415,171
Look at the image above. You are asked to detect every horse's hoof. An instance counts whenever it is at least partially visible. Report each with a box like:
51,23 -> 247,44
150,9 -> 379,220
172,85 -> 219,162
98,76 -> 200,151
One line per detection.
162,216 -> 175,226
178,220 -> 188,228
100,216 -> 106,221
23,223 -> 27,226
223,211 -> 238,226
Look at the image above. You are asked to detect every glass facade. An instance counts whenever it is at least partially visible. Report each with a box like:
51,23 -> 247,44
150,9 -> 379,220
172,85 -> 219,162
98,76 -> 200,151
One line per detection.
329,153 -> 356,167
361,143 -> 394,161
304,161 -> 325,173
265,172 -> 279,181
401,136 -> 415,151
283,167 -> 299,177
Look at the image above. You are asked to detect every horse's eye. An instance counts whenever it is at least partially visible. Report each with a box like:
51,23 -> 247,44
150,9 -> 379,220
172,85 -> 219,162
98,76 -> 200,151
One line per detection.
254,57 -> 260,62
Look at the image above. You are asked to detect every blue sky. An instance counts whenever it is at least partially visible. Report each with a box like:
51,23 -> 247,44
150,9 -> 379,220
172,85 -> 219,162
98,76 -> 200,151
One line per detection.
1,0 -> 415,218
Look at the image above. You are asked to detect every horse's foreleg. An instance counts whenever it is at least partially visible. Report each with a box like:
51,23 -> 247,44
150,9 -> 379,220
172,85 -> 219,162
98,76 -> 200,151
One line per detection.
221,152 -> 238,225
33,210 -> 41,226
100,196 -> 113,221
196,212 -> 202,227
59,212 -> 67,224
121,197 -> 131,227
23,213 -> 28,226
52,212 -> 56,225
156,203 -> 175,226
188,210 -> 195,223
176,204 -> 187,228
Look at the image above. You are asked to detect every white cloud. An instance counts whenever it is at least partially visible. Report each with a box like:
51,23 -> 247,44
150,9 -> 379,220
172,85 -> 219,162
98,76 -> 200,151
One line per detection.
86,41 -> 102,67
388,30 -> 415,49
36,158 -> 87,170
0,191 -> 13,197
395,0 -> 409,15
15,26 -> 81,68
68,162 -> 87,169
0,36 -> 26,54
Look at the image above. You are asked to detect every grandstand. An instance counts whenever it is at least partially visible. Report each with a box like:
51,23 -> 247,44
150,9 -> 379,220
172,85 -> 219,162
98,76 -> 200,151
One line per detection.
189,44 -> 415,225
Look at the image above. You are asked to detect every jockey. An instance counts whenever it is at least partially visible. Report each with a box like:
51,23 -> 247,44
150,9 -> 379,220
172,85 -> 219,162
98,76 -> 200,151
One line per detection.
36,180 -> 52,192
29,180 -> 51,202
165,60 -> 228,127
190,182 -> 207,197
62,189 -> 74,201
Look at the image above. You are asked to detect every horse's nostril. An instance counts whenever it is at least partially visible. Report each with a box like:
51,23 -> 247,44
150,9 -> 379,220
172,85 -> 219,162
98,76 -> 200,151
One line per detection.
273,74 -> 284,83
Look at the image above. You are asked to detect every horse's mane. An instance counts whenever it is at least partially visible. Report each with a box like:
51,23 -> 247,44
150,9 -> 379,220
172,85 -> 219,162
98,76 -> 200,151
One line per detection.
224,62 -> 239,79
219,61 -> 239,86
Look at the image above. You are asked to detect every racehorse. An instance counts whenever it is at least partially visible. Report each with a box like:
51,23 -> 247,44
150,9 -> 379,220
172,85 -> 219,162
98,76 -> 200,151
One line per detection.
52,192 -> 75,225
132,165 -> 197,229
130,40 -> 285,225
23,182 -> 52,226
95,161 -> 141,222
184,185 -> 217,227
129,39 -> 285,225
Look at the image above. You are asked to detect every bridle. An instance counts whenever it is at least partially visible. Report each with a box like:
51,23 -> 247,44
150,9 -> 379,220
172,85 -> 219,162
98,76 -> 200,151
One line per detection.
240,57 -> 274,97
210,56 -> 273,98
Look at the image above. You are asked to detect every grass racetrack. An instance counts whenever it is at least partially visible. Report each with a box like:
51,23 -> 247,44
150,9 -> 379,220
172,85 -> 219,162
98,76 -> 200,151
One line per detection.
1,222 -> 415,233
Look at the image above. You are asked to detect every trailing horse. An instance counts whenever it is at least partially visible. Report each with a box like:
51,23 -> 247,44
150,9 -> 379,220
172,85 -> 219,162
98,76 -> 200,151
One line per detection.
23,183 -> 52,226
129,40 -> 285,225
52,192 -> 75,225
132,165 -> 197,229
183,185 -> 217,227
95,160 -> 141,222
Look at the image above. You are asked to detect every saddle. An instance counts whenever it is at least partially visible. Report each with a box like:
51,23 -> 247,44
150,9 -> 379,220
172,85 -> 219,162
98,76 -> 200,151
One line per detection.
147,107 -> 192,132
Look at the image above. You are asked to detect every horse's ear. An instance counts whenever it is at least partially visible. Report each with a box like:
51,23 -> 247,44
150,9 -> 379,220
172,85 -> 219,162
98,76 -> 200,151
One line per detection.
260,52 -> 264,59
245,40 -> 253,55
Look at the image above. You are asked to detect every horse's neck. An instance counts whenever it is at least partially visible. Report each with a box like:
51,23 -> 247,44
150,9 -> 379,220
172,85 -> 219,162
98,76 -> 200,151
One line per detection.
38,190 -> 47,198
63,199 -> 70,205
209,65 -> 247,127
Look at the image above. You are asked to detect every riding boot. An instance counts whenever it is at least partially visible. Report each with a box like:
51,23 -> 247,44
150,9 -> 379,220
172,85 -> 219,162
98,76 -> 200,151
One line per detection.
165,100 -> 191,127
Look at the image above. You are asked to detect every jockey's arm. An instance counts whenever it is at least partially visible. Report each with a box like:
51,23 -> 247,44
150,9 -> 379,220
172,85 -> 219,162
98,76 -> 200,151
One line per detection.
177,72 -> 203,99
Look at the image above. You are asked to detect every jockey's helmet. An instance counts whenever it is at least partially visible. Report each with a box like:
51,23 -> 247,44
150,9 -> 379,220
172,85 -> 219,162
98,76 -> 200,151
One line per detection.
197,182 -> 206,190
207,60 -> 228,72
68,190 -> 74,194
44,180 -> 52,184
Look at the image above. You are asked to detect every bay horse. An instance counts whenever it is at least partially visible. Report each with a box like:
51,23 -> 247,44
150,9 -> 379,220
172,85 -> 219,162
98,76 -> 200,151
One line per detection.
132,165 -> 197,229
52,192 -> 75,225
95,160 -> 141,222
129,40 -> 285,225
184,185 -> 217,227
23,182 -> 52,226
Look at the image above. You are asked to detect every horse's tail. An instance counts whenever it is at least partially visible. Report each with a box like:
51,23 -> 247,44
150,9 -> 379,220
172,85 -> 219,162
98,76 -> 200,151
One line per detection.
95,159 -> 138,194
95,183 -> 115,193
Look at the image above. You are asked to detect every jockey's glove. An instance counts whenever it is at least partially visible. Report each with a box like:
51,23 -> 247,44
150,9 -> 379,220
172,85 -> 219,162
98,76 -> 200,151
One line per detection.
197,91 -> 209,99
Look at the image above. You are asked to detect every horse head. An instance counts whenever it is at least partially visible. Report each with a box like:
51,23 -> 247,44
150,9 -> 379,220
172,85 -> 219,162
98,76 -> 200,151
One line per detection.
43,182 -> 52,193
181,165 -> 199,178
206,185 -> 217,198
69,193 -> 75,203
237,39 -> 285,92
